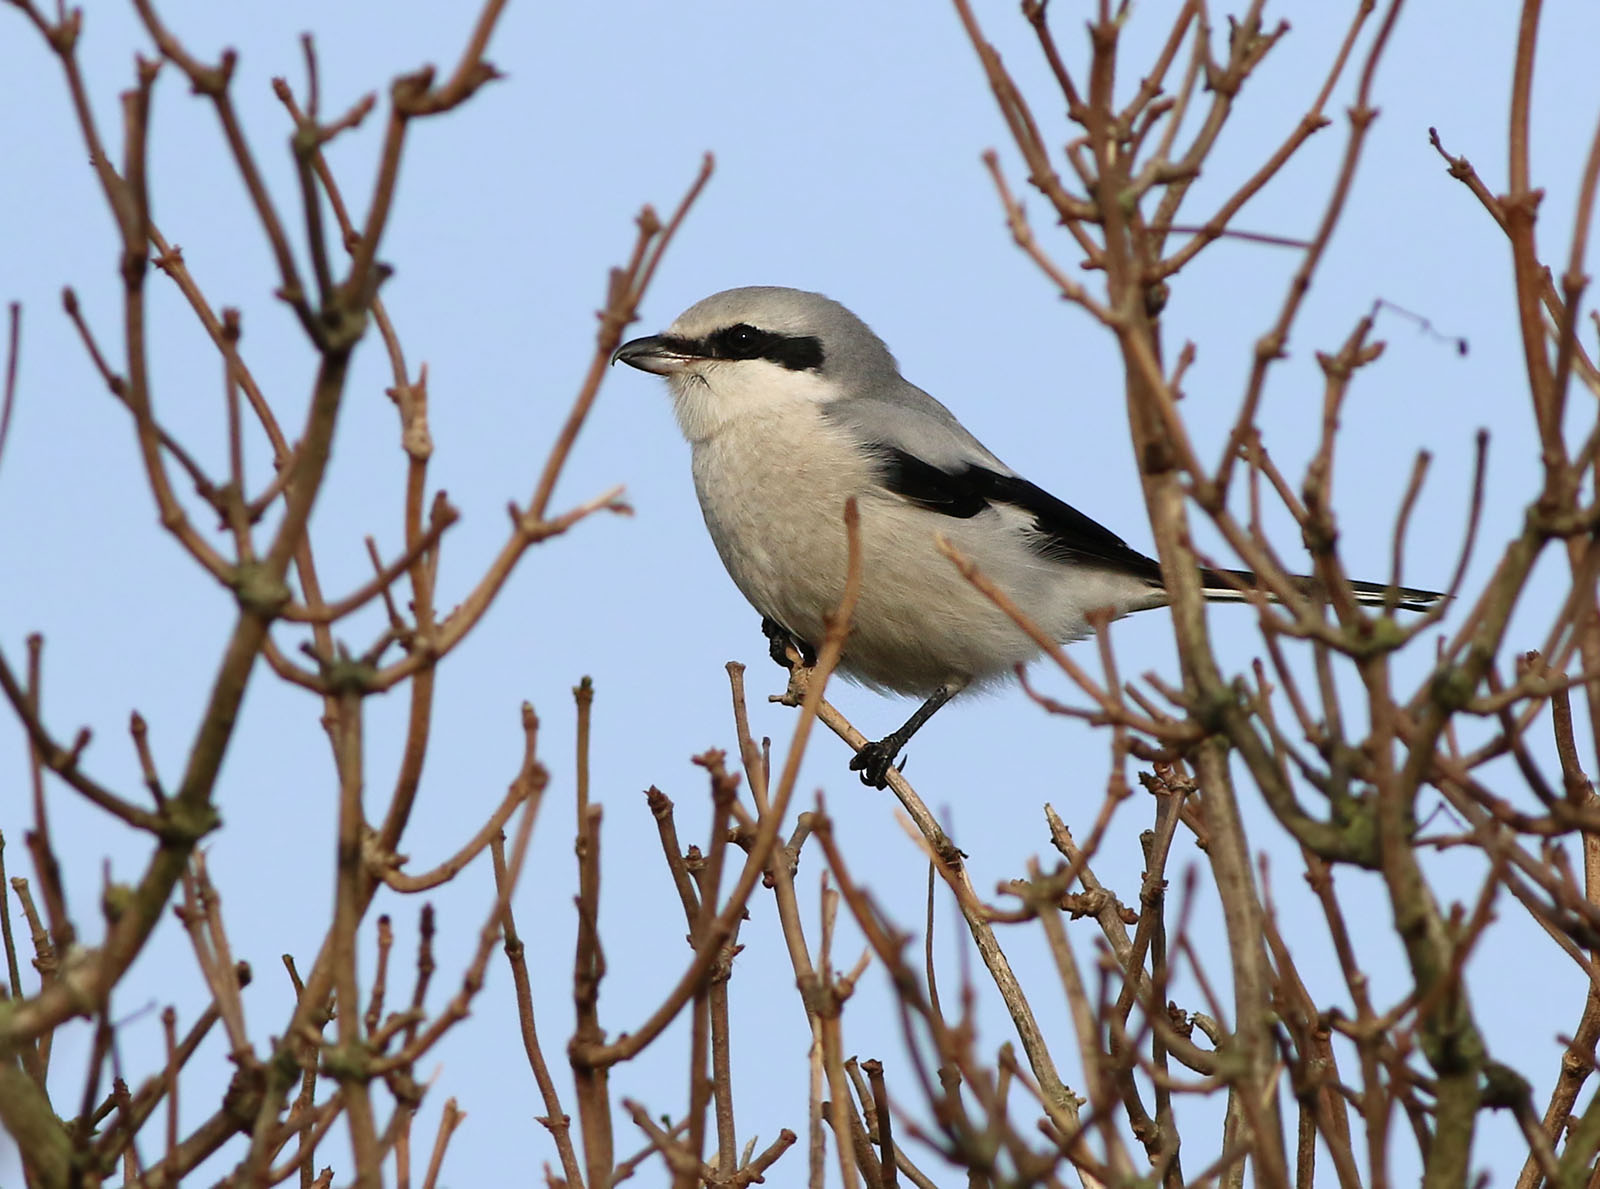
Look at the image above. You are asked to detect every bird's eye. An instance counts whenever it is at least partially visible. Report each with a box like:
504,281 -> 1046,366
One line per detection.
708,323 -> 770,360
705,322 -> 822,370
722,324 -> 760,355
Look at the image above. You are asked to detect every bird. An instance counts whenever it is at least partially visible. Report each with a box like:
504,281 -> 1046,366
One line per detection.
612,286 -> 1443,788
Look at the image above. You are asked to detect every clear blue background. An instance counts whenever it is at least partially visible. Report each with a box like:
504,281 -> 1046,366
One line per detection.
2,2 -> 1597,1183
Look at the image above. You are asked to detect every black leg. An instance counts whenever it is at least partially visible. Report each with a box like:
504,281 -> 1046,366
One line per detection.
850,683 -> 959,789
761,616 -> 815,671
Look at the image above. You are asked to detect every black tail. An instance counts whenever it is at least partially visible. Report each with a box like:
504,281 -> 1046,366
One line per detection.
1198,567 -> 1444,614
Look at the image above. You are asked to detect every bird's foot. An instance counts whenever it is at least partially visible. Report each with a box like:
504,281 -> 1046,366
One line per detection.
761,617 -> 816,672
849,739 -> 905,789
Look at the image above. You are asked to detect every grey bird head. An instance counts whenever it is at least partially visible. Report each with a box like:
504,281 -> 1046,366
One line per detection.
611,287 -> 919,442
612,285 -> 900,384
612,286 -> 998,469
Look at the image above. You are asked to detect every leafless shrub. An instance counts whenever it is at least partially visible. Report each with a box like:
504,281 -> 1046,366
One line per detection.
3,2 -> 1598,1188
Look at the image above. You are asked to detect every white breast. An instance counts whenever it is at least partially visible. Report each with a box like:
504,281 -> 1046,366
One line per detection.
671,369 -> 1160,697
689,402 -> 866,653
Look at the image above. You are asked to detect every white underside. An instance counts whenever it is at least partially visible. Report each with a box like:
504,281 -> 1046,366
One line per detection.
681,388 -> 1164,697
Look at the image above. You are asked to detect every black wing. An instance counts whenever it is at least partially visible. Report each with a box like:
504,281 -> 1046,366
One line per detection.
873,445 -> 1163,585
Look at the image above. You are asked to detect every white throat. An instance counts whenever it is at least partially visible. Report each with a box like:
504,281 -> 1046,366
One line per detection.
667,362 -> 844,444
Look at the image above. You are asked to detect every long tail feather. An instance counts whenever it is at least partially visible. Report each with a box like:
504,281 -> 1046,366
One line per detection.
1198,566 -> 1445,614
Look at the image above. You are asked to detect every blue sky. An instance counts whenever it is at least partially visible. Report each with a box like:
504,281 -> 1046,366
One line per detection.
3,1 -> 1598,1184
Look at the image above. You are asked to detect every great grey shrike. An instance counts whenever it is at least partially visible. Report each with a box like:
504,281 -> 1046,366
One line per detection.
613,286 -> 1441,788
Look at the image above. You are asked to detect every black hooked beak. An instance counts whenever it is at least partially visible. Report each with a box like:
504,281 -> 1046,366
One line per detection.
611,335 -> 693,375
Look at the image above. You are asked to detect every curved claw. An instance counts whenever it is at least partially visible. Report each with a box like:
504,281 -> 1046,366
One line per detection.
761,617 -> 815,671
849,740 -> 900,789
